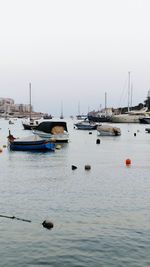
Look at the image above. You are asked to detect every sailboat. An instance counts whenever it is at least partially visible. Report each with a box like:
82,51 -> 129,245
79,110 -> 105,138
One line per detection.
76,102 -> 87,120
22,83 -> 40,130
111,72 -> 147,123
88,92 -> 112,122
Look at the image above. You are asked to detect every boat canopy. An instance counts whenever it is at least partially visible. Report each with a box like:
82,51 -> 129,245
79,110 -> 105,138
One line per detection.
35,121 -> 68,133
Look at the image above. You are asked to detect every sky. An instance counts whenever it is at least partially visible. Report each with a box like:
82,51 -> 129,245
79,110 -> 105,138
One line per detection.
0,0 -> 150,116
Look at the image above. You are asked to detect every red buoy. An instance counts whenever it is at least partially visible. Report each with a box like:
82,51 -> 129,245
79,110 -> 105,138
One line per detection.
126,158 -> 131,166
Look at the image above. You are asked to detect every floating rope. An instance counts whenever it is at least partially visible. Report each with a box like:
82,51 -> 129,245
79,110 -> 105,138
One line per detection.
0,214 -> 54,230
0,214 -> 31,223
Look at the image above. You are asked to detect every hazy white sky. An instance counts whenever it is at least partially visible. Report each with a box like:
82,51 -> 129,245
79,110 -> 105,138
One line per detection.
0,0 -> 150,115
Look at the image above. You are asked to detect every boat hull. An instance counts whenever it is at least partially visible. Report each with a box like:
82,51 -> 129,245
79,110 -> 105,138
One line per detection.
111,114 -> 144,123
9,141 -> 55,151
74,123 -> 97,130
139,117 -> 150,124
22,123 -> 39,130
88,115 -> 111,122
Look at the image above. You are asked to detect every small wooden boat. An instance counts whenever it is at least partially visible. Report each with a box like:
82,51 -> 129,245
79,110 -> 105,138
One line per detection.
7,132 -> 55,151
97,124 -> 121,136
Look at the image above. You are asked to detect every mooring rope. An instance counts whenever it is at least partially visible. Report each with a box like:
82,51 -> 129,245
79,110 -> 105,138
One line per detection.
0,214 -> 31,223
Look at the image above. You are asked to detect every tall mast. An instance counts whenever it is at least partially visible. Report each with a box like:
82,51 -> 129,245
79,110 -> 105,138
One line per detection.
60,101 -> 64,119
130,82 -> 133,110
29,82 -> 32,121
105,92 -> 107,114
105,92 -> 107,109
128,71 -> 131,112
78,101 -> 80,115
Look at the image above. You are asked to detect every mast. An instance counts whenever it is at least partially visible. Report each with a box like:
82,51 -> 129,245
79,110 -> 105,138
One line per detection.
60,101 -> 64,119
130,82 -> 133,110
105,92 -> 107,114
78,101 -> 80,115
29,82 -> 32,121
128,71 -> 131,112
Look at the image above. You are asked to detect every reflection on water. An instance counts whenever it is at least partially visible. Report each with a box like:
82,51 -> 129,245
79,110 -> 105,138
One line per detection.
0,119 -> 150,266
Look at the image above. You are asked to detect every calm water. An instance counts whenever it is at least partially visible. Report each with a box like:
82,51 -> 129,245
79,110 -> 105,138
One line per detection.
0,118 -> 150,267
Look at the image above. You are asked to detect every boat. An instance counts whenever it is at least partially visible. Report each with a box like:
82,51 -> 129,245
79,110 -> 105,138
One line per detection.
88,111 -> 112,122
76,114 -> 87,120
97,124 -> 121,136
74,119 -> 98,130
7,132 -> 55,151
88,92 -> 112,122
43,114 -> 53,119
33,121 -> 69,142
9,120 -> 14,125
76,102 -> 87,120
22,119 -> 40,130
111,73 -> 147,123
22,83 -> 40,130
145,128 -> 150,133
111,113 -> 146,123
139,117 -> 150,124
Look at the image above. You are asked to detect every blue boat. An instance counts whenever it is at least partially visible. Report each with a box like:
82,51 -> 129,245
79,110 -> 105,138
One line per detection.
7,132 -> 55,151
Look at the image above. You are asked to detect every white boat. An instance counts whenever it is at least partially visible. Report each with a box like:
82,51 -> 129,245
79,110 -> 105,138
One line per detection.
111,113 -> 146,123
111,72 -> 145,123
33,121 -> 69,143
97,124 -> 121,136
74,119 -> 97,130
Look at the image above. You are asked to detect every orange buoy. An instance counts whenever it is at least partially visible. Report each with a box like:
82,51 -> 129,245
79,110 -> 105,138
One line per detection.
126,158 -> 131,166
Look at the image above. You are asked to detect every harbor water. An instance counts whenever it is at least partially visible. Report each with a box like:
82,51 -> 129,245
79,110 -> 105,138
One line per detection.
0,118 -> 150,267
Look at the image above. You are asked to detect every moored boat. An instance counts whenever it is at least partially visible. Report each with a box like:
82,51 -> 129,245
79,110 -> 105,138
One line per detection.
22,83 -> 40,130
33,121 -> 69,142
7,132 -> 55,151
145,128 -> 150,133
111,113 -> 145,123
97,124 -> 121,136
22,119 -> 40,130
74,119 -> 97,130
139,117 -> 150,124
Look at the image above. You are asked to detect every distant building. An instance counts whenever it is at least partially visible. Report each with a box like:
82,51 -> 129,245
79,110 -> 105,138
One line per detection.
0,97 -> 33,114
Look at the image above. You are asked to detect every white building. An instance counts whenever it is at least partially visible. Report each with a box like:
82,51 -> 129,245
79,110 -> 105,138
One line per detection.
0,97 -> 33,114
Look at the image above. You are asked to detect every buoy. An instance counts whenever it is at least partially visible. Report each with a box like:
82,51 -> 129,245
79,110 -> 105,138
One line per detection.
85,164 -> 91,170
56,145 -> 61,150
126,158 -> 131,166
72,165 -> 77,170
96,139 -> 100,144
0,148 -> 3,153
134,133 -> 136,136
42,220 -> 54,230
